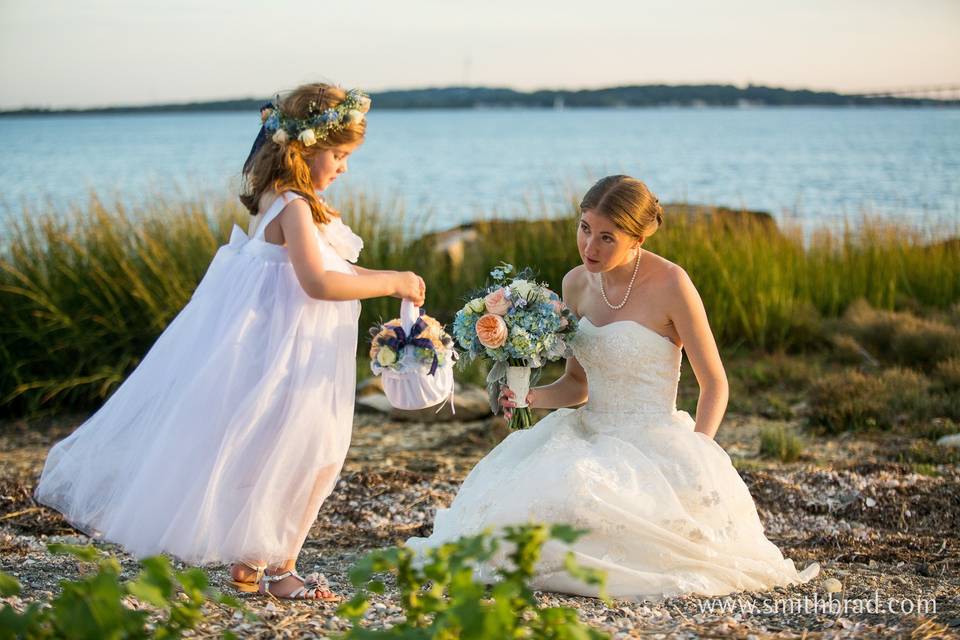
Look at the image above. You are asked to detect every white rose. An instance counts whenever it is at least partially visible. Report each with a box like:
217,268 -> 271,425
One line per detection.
511,279 -> 535,299
467,297 -> 486,314
271,129 -> 289,144
357,96 -> 372,113
298,128 -> 317,146
345,109 -> 364,125
376,347 -> 397,367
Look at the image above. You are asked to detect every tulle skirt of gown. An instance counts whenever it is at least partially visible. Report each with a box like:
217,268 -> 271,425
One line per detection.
34,205 -> 361,567
405,319 -> 819,600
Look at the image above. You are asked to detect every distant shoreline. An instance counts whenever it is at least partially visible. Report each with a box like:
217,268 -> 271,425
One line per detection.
2,83 -> 956,116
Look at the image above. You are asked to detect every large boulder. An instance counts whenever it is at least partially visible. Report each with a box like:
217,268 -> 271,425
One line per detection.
354,380 -> 492,423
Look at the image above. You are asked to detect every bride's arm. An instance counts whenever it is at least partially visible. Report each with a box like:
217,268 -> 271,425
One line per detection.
527,356 -> 588,409
668,268 -> 728,439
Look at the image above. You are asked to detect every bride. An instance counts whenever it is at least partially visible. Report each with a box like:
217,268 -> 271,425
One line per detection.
405,175 -> 819,600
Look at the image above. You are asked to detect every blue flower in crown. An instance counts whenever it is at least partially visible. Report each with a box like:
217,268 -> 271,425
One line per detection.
321,109 -> 341,124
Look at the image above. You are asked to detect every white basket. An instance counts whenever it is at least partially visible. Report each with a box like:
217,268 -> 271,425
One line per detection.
380,299 -> 455,411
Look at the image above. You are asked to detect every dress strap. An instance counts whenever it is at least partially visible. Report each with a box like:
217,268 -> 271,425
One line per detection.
253,192 -> 304,241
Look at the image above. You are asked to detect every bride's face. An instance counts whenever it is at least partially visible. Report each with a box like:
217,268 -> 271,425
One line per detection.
577,209 -> 639,273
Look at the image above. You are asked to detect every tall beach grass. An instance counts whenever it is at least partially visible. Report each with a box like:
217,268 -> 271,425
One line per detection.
1,193 -> 958,417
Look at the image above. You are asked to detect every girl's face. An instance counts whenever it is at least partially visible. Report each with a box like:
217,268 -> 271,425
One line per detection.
577,208 -> 641,273
308,141 -> 361,191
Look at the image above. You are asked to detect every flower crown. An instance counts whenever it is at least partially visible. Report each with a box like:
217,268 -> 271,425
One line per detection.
260,88 -> 371,147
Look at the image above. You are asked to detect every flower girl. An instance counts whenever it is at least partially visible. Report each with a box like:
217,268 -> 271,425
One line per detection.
34,82 -> 426,601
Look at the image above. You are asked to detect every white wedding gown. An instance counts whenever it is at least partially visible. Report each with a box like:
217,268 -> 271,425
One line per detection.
405,318 -> 819,600
35,191 -> 363,567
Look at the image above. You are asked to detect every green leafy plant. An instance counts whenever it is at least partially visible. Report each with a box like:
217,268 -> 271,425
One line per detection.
758,424 -> 805,462
0,544 -> 249,640
336,522 -> 611,639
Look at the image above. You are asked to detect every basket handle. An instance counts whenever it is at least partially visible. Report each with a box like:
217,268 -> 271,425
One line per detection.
400,298 -> 420,333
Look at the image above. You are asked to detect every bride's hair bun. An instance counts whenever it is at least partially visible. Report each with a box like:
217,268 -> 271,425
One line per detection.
580,175 -> 663,240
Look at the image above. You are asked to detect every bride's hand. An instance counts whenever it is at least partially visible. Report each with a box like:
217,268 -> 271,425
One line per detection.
498,386 -> 533,421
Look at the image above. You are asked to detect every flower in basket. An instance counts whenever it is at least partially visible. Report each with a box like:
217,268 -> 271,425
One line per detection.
452,264 -> 579,429
369,315 -> 456,376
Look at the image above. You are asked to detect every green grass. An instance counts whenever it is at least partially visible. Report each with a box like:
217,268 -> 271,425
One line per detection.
758,424 -> 805,462
1,193 -> 958,417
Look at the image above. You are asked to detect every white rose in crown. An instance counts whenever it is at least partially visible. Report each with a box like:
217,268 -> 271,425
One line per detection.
357,96 -> 372,113
272,129 -> 289,144
345,109 -> 365,125
298,128 -> 318,146
467,297 -> 486,314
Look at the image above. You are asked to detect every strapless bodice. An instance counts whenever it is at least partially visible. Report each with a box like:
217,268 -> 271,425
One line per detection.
572,318 -> 683,417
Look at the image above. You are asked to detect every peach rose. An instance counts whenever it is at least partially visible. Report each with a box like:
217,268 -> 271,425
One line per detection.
548,299 -> 569,328
484,288 -> 511,315
475,314 -> 508,349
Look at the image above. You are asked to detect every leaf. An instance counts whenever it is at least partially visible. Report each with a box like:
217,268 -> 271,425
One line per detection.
562,552 -> 611,605
336,593 -> 370,620
127,580 -> 169,609
0,572 -> 21,597
176,567 -> 209,592
549,524 -> 590,544
47,543 -> 99,562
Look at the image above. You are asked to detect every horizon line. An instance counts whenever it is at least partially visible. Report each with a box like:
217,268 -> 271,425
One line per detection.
4,80 -> 959,113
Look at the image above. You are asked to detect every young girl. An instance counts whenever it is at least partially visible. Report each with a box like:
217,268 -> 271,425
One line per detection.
34,82 -> 424,601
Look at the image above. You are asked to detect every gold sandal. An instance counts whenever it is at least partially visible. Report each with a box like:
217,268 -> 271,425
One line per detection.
228,561 -> 266,593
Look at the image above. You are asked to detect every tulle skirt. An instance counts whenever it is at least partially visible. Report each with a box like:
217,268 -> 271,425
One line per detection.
35,232 -> 360,566
406,406 -> 819,600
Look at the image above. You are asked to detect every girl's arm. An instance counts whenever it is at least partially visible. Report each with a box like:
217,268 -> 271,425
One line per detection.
352,265 -> 397,277
667,268 -> 728,439
501,268 -> 589,416
280,200 -> 424,305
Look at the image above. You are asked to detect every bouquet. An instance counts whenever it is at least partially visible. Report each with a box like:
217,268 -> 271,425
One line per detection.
452,264 -> 578,429
370,301 -> 457,411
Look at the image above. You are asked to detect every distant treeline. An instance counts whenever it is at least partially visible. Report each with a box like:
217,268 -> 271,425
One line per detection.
2,84 -> 953,116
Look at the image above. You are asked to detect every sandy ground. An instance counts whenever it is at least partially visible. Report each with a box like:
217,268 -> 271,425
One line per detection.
1,410 -> 957,639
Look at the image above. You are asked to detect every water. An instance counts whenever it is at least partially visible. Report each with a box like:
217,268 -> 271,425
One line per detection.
1,107 -> 958,231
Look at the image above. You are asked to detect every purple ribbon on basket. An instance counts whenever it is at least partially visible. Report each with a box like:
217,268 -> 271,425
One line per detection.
382,317 -> 439,375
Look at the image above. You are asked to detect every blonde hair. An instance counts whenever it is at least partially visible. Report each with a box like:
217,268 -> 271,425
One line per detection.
239,83 -> 366,225
579,175 -> 663,241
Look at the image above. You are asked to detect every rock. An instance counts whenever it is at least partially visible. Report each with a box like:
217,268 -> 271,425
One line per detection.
357,377 -> 384,397
937,433 -> 960,448
865,497 -> 876,508
822,577 -> 843,593
356,394 -> 394,414
389,385 -> 491,422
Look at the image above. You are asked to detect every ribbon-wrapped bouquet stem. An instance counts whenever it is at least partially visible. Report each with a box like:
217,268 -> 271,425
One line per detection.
452,264 -> 579,430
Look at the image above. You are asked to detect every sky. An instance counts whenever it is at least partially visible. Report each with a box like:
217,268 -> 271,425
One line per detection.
1,0 -> 959,109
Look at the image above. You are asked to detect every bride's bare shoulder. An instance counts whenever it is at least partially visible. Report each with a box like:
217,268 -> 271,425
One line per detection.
642,251 -> 699,303
561,265 -> 588,312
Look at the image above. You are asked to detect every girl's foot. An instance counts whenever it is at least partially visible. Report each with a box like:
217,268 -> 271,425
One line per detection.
229,562 -> 265,593
259,569 -> 341,602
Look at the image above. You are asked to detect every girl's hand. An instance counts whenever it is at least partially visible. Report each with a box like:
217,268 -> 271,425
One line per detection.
498,386 -> 533,422
392,271 -> 426,306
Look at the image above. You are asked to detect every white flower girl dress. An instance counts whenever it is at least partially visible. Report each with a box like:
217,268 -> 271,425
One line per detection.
35,191 -> 363,567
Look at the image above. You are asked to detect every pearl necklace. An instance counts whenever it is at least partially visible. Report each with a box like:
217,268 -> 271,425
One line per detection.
599,250 -> 641,310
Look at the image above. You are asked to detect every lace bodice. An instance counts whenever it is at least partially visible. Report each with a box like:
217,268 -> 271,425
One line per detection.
572,318 -> 682,416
